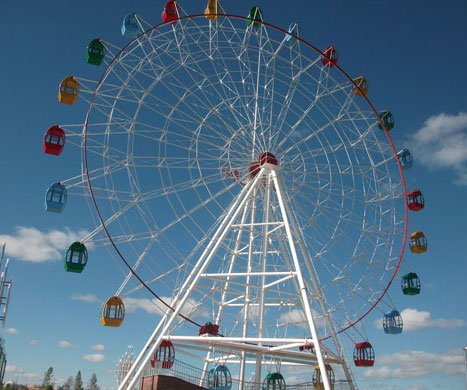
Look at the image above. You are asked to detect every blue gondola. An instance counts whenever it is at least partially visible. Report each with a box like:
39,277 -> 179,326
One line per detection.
286,22 -> 301,43
45,182 -> 67,213
383,309 -> 403,334
397,149 -> 413,170
121,13 -> 140,38
207,364 -> 232,390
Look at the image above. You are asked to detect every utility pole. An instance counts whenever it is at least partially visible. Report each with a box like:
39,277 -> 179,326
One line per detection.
464,346 -> 467,390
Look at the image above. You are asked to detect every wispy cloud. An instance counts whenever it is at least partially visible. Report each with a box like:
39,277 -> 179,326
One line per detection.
5,365 -> 42,383
91,344 -> 105,351
29,339 -> 39,346
124,296 -> 210,319
278,308 -> 325,329
82,354 -> 106,363
72,294 -> 99,303
0,226 -> 89,262
408,112 -> 467,185
4,328 -> 18,335
58,340 -> 79,349
373,308 -> 465,331
364,349 -> 464,379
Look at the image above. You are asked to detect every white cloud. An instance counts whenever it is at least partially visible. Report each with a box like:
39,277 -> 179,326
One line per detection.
91,344 -> 106,351
124,296 -> 210,319
72,294 -> 99,303
401,308 -> 465,331
408,112 -> 467,185
57,340 -> 79,349
29,339 -> 39,345
364,349 -> 464,379
4,328 -> 18,335
82,353 -> 106,363
58,340 -> 72,348
5,365 -> 42,383
278,308 -> 325,329
0,226 -> 89,263
373,308 -> 465,331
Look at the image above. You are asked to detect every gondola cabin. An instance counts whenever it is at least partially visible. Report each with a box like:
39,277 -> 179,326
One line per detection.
246,6 -> 263,29
205,0 -> 222,21
45,182 -> 67,213
299,343 -> 314,353
43,126 -> 66,156
286,23 -> 301,43
101,296 -> 125,327
207,364 -> 232,390
353,342 -> 375,367
162,1 -> 179,24
263,372 -> 285,390
199,322 -> 219,336
64,242 -> 87,273
407,189 -> 425,211
58,76 -> 79,105
259,152 -> 278,166
353,76 -> 369,97
397,149 -> 413,170
402,272 -> 421,295
249,161 -> 260,180
86,38 -> 106,66
409,231 -> 427,254
383,309 -> 403,334
121,13 -> 139,38
377,110 -> 394,131
312,364 -> 335,390
151,340 -> 175,369
322,46 -> 338,67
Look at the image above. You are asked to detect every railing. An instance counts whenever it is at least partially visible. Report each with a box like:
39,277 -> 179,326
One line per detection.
144,360 -> 353,390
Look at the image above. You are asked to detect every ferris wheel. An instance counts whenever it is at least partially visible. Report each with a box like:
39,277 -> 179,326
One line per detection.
43,2 -> 419,390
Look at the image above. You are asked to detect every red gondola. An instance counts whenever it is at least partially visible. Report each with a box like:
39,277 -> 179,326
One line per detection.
249,161 -> 260,179
199,322 -> 219,336
151,340 -> 175,369
299,343 -> 314,353
43,126 -> 66,156
353,342 -> 375,367
162,0 -> 179,24
407,189 -> 424,211
322,46 -> 338,67
259,152 -> 278,166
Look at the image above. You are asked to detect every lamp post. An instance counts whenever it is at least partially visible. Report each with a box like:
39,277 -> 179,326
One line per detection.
464,346 -> 467,390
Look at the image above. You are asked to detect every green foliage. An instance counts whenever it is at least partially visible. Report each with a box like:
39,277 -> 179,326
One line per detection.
42,367 -> 54,387
87,374 -> 98,390
63,377 -> 73,390
45,385 -> 53,390
73,371 -> 83,390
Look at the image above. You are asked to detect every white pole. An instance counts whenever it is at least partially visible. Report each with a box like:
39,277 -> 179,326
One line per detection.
464,346 -> 467,390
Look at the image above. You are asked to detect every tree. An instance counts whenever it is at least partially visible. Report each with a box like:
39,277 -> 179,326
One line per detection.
42,367 -> 53,388
63,377 -> 73,390
87,374 -> 98,390
73,371 -> 83,390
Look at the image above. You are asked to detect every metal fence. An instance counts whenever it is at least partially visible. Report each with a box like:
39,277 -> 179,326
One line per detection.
144,360 -> 353,390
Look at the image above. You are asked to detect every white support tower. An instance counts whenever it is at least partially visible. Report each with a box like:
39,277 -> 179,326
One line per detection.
0,243 -> 12,328
118,163 -> 355,390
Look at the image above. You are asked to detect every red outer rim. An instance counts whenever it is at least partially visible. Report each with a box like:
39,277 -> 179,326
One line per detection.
83,13 -> 408,334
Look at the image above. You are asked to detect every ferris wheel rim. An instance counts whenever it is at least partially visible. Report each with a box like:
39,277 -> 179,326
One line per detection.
82,12 -> 409,336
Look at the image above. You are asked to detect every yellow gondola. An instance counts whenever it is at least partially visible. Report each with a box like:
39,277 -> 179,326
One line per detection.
409,231 -> 427,254
205,0 -> 222,21
58,76 -> 79,105
353,76 -> 369,97
312,364 -> 335,390
101,296 -> 125,327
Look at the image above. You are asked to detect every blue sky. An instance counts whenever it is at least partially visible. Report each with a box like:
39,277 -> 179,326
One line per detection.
0,1 -> 466,390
